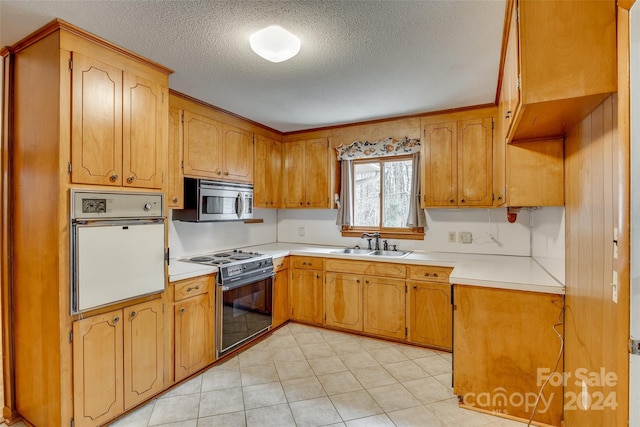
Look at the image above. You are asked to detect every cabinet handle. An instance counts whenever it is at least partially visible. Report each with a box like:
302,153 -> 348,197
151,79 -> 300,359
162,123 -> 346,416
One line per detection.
505,110 -> 512,119
130,310 -> 137,319
307,202 -> 310,205
413,285 -> 417,290
179,307 -> 185,314
460,199 -> 466,203
112,315 -> 120,324
449,199 -> 455,204
224,171 -> 229,176
216,170 -> 222,176
109,174 -> 119,183
186,285 -> 200,292
126,176 -> 135,184
356,279 -> 360,283
299,202 -> 303,205
316,274 -> 320,279
172,197 -> 178,203
424,273 -> 431,277
365,280 -> 370,284
434,273 -> 438,277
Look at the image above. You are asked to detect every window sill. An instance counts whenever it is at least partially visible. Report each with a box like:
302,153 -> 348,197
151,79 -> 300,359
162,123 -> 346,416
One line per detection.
341,227 -> 424,241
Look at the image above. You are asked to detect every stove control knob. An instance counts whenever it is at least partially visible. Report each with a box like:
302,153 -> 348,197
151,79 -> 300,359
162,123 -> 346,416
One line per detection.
143,203 -> 152,211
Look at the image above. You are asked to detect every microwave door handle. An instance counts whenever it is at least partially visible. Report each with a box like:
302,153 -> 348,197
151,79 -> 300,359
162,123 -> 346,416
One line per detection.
236,192 -> 244,219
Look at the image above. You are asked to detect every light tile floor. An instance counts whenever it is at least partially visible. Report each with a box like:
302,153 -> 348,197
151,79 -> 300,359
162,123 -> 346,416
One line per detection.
2,323 -> 528,427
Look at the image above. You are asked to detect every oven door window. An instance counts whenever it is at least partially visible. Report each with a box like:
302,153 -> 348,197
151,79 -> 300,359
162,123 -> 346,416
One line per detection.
220,276 -> 273,354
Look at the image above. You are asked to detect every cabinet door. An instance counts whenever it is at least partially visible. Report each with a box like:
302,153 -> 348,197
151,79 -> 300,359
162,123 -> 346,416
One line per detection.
272,268 -> 289,328
254,136 -> 282,207
167,107 -> 184,208
502,5 -> 520,141
407,282 -> 452,350
123,299 -> 164,409
183,111 -> 223,179
174,293 -> 212,381
222,124 -> 253,183
290,269 -> 323,324
457,118 -> 493,206
73,310 -> 124,427
422,122 -> 457,207
71,52 -> 123,186
363,277 -> 406,339
283,140 -> 306,208
304,138 -> 330,208
122,73 -> 165,189
324,272 -> 363,332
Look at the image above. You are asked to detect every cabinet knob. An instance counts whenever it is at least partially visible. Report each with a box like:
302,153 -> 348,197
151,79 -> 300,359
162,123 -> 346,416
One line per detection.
449,199 -> 455,204
299,202 -> 303,205
413,285 -> 417,290
130,310 -> 137,318
316,274 -> 320,279
424,273 -> 430,277
172,197 -> 178,203
224,171 -> 229,176
216,170 -> 222,176
180,307 -> 185,314
109,174 -> 119,183
112,315 -> 120,324
356,279 -> 360,283
460,199 -> 466,203
434,273 -> 438,277
307,202 -> 310,205
126,176 -> 135,184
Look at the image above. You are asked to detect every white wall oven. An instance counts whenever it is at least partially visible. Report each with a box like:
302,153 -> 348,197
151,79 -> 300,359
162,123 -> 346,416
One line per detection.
70,190 -> 166,314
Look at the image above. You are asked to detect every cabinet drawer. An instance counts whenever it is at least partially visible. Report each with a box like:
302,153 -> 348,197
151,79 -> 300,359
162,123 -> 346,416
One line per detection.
407,266 -> 452,283
291,256 -> 323,270
273,256 -> 289,272
173,275 -> 212,302
325,259 -> 406,278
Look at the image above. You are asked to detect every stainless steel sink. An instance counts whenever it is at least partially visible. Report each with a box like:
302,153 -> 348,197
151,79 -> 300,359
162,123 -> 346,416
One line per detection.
368,250 -> 412,257
331,248 -> 374,255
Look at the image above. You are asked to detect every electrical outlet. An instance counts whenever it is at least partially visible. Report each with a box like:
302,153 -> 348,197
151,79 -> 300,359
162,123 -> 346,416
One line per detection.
298,227 -> 306,237
448,231 -> 456,243
459,231 -> 472,244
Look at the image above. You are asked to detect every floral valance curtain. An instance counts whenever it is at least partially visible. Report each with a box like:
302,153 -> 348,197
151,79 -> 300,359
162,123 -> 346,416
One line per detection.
336,136 -> 421,161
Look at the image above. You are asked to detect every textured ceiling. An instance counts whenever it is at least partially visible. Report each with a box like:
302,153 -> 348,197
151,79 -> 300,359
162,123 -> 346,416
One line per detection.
0,0 -> 506,132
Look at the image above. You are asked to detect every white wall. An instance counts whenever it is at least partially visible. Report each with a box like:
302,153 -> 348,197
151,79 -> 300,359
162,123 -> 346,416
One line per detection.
277,207 -> 534,256
531,206 -> 565,284
168,208 -> 278,258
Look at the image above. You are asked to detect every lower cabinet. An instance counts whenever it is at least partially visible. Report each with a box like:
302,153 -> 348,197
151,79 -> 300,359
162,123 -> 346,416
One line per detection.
290,257 -> 324,324
272,257 -> 290,328
173,275 -> 214,382
406,265 -> 453,350
324,272 -> 363,332
363,277 -> 406,339
72,299 -> 164,427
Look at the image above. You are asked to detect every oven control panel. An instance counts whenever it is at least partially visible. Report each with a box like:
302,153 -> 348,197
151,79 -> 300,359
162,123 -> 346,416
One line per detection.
71,190 -> 164,220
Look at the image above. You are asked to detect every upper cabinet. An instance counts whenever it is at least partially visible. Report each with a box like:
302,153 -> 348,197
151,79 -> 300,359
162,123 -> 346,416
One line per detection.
254,135 -> 283,208
71,53 -> 167,189
283,138 -> 331,208
182,110 -> 223,180
500,0 -> 616,142
422,117 -> 493,208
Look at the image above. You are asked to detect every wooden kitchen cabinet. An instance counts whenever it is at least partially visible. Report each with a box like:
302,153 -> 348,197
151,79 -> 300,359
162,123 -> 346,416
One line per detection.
453,285 -> 563,425
501,0 -> 616,142
73,299 -> 164,427
182,110 -> 253,183
422,118 -> 493,207
272,257 -> 290,327
254,135 -> 283,208
324,272 -> 363,332
407,265 -> 452,350
290,257 -> 324,324
167,106 -> 184,208
506,138 -> 564,206
363,277 -> 406,340
71,52 -> 167,189
173,275 -> 214,382
283,138 -> 331,208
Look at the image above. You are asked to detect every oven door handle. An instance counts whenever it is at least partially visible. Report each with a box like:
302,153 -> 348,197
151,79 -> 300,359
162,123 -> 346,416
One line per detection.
220,272 -> 275,291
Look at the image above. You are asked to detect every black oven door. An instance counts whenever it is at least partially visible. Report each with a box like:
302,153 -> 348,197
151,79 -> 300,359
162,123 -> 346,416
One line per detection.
217,273 -> 273,357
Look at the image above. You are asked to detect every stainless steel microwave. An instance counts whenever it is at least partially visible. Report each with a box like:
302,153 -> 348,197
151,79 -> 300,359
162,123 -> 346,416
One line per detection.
172,178 -> 253,222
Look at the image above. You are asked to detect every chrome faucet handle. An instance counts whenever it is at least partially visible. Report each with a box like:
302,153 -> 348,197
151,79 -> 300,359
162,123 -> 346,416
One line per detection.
383,240 -> 389,251
367,238 -> 373,250
391,244 -> 397,251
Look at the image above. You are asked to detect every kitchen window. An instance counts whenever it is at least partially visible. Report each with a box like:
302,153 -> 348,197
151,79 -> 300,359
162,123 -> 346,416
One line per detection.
337,145 -> 425,240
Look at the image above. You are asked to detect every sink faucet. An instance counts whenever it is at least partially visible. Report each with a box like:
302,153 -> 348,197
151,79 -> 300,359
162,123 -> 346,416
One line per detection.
361,232 -> 381,250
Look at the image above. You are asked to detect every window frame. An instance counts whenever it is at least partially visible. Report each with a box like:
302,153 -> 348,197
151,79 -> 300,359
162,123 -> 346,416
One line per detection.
341,154 -> 424,240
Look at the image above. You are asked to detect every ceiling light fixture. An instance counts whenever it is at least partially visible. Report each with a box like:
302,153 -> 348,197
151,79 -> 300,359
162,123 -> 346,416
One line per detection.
250,25 -> 301,63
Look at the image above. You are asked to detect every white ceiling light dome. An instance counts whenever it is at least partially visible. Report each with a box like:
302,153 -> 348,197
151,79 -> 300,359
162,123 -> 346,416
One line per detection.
250,25 -> 301,63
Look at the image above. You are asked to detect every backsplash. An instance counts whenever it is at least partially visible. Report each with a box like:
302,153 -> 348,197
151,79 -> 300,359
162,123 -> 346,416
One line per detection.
168,208 -> 278,258
531,206 -> 565,284
276,208 -> 534,256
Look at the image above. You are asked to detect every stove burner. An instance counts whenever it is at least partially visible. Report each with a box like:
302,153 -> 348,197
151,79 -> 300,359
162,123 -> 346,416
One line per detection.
190,256 -> 216,262
213,252 -> 232,257
210,260 -> 231,265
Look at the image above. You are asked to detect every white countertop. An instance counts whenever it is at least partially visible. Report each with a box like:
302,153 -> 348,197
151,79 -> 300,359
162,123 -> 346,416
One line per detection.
169,243 -> 565,295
